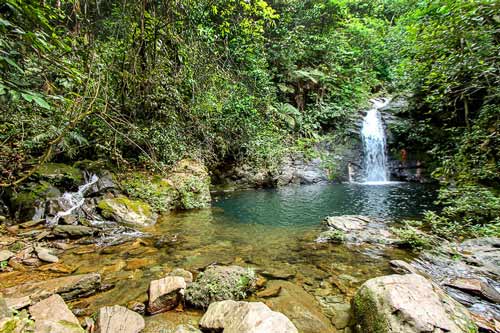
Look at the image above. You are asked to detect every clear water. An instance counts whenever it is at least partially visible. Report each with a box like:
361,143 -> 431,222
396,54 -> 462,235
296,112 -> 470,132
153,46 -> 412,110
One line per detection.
361,99 -> 390,182
213,183 -> 436,227
3,183 -> 437,324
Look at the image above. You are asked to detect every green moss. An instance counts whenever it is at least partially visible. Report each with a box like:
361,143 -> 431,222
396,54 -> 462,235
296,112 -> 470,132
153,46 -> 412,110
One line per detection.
34,163 -> 83,186
318,229 -> 346,243
98,196 -> 152,218
353,288 -> 388,333
185,266 -> 256,308
121,172 -> 177,213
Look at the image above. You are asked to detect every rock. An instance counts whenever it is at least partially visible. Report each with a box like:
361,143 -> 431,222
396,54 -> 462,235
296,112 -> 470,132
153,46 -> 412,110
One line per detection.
29,294 -> 84,333
262,280 -> 336,333
446,278 -> 500,304
61,214 -> 78,225
173,324 -> 202,333
34,163 -> 83,187
256,285 -> 282,298
127,301 -> 146,315
389,260 -> 424,275
276,155 -> 330,186
169,159 -> 211,209
329,303 -> 351,330
259,267 -> 296,280
185,265 -> 256,308
53,225 -> 95,237
98,196 -> 157,226
0,250 -> 14,262
2,273 -> 101,304
9,181 -> 61,220
353,274 -> 477,333
88,170 -> 118,196
35,247 -> 59,263
168,268 -> 194,284
0,296 -> 11,319
199,300 -> 298,333
320,215 -> 399,245
5,296 -> 31,310
147,276 -> 186,314
96,305 -> 145,333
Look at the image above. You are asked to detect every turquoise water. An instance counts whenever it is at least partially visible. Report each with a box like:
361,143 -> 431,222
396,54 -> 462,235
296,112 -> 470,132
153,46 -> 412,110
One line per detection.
213,183 -> 436,228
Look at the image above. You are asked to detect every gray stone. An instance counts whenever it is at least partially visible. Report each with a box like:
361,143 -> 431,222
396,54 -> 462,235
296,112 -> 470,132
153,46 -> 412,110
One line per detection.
353,274 -> 476,333
319,215 -> 399,245
53,225 -> 95,237
98,196 -> 157,227
29,294 -> 84,333
96,305 -> 145,333
168,268 -> 193,284
199,300 -> 298,333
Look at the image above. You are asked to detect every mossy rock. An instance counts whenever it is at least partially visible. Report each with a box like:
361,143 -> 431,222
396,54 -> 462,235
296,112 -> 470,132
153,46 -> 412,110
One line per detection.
121,172 -> 177,213
9,181 -> 60,221
169,159 -> 211,210
98,196 -> 157,226
185,265 -> 256,309
34,163 -> 83,188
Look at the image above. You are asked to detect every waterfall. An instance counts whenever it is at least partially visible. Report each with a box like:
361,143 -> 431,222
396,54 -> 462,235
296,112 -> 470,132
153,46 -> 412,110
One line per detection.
46,173 -> 99,226
361,98 -> 390,183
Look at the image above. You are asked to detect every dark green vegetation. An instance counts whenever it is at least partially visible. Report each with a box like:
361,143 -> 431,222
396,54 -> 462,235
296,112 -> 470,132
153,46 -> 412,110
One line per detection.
0,0 -> 498,238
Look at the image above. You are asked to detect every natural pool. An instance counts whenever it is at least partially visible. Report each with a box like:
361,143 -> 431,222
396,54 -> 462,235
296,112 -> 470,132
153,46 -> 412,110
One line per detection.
1,183 -> 437,331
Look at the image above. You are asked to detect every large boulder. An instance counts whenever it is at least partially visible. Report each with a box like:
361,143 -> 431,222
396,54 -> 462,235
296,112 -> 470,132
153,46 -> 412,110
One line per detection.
168,159 -> 211,209
185,266 -> 256,308
34,163 -> 83,188
53,225 -> 95,238
199,300 -> 298,333
262,280 -> 336,333
147,276 -> 187,314
318,215 -> 399,245
98,195 -> 157,226
2,273 -> 101,306
96,305 -> 145,333
29,294 -> 84,333
352,274 -> 477,333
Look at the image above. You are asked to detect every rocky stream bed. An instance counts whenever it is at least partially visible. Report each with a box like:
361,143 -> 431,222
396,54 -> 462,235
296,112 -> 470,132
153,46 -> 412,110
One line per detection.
0,161 -> 499,333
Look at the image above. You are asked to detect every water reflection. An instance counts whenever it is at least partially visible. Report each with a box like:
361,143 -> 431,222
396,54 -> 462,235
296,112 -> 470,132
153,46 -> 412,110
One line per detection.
213,183 -> 436,228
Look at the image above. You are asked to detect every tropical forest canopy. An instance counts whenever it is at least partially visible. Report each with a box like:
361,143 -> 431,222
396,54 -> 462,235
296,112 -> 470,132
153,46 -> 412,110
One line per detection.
0,0 -> 499,238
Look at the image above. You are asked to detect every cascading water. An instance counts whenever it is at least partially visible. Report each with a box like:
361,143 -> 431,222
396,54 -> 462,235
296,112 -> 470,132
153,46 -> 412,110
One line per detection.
45,173 -> 99,226
361,98 -> 390,183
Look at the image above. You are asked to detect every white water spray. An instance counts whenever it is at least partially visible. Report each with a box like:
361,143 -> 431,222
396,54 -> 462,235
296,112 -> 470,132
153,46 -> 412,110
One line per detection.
361,98 -> 390,183
46,173 -> 99,226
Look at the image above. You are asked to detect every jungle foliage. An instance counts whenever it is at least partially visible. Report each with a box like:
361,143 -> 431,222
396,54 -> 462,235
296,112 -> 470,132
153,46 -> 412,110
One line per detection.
0,0 -> 498,238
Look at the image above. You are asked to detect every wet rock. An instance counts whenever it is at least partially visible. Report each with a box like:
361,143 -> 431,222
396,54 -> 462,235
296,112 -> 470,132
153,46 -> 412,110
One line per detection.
319,215 -> 399,245
34,163 -> 83,187
185,265 -> 257,308
276,155 -> 330,186
2,273 -> 101,304
88,170 -> 117,196
53,225 -> 95,237
263,280 -> 336,333
259,267 -> 296,280
35,246 -> 59,263
353,274 -> 476,333
96,305 -> 145,333
5,296 -> 31,311
409,239 -> 500,329
61,214 -> 78,225
256,285 -> 282,298
0,250 -> 14,262
199,300 -> 298,333
147,276 -> 186,314
127,301 -> 146,315
445,278 -> 500,304
98,196 -> 157,226
174,324 -> 202,333
29,294 -> 84,333
126,258 -> 155,271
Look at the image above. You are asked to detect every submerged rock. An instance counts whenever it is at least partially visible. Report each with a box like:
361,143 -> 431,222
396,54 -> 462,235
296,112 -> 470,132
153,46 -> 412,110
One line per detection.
173,324 -> 202,333
98,195 -> 157,226
96,305 -> 145,333
147,276 -> 187,314
29,294 -> 84,333
319,215 -> 399,245
35,246 -> 59,263
262,280 -> 336,333
2,273 -> 101,305
185,265 -> 256,308
199,300 -> 298,333
353,274 -> 476,333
